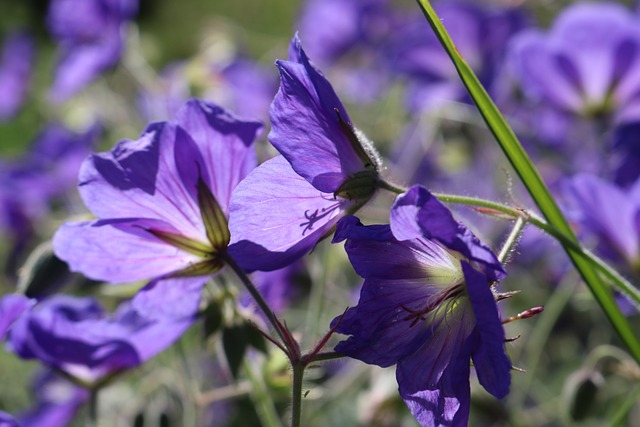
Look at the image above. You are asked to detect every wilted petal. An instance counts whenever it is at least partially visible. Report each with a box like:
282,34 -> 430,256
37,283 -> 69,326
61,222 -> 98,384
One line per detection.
53,218 -> 202,283
229,155 -> 351,271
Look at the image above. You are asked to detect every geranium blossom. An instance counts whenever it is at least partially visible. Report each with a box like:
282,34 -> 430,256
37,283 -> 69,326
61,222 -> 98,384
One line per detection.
332,185 -> 510,426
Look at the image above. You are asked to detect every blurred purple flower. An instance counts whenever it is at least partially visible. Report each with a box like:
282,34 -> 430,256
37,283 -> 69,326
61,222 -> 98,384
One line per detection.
612,122 -> 640,186
509,2 -> 640,122
568,174 -> 640,273
0,294 -> 34,340
389,2 -> 528,111
47,0 -> 138,102
18,371 -> 89,427
6,295 -> 193,385
228,36 -> 381,271
331,185 -> 510,426
54,100 -> 262,318
0,31 -> 34,120
137,62 -> 190,122
0,411 -> 18,427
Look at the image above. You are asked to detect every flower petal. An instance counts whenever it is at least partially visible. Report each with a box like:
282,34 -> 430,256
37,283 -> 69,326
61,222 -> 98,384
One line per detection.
228,155 -> 350,271
173,99 -> 262,212
463,262 -> 511,399
269,36 -> 365,192
0,294 -> 35,339
131,276 -> 206,320
53,218 -> 202,283
78,121 -> 206,240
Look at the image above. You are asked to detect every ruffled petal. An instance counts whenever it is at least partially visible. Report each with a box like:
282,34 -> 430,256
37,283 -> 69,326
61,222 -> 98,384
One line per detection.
53,218 -> 202,283
228,155 -> 351,271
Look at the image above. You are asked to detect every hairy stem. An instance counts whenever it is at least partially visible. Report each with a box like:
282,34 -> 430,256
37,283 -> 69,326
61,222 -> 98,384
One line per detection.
290,364 -> 305,427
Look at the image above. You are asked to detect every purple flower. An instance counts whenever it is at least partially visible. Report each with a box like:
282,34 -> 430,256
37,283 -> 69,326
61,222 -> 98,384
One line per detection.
612,122 -> 640,186
18,371 -> 89,427
47,0 -> 138,102
6,295 -> 193,385
568,174 -> 640,273
508,2 -> 640,122
331,185 -> 510,426
0,294 -> 34,340
53,100 -> 262,318
0,31 -> 34,120
389,2 -> 528,111
0,411 -> 18,427
228,36 -> 381,272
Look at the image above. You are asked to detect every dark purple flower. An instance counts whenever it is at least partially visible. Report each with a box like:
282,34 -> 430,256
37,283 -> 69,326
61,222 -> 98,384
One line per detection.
18,371 -> 89,427
228,36 -> 381,272
54,100 -> 262,318
389,2 -> 528,111
47,0 -> 138,102
568,174 -> 640,273
612,121 -> 640,186
331,185 -> 510,426
6,295 -> 193,384
508,2 -> 640,122
0,31 -> 34,120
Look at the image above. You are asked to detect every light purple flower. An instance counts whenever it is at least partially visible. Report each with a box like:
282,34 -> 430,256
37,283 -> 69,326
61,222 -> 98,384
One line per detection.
47,0 -> 138,102
0,411 -> 19,427
228,36 -> 381,272
0,31 -> 34,120
6,295 -> 194,384
54,99 -> 261,318
331,185 -> 510,426
568,174 -> 640,273
509,2 -> 640,122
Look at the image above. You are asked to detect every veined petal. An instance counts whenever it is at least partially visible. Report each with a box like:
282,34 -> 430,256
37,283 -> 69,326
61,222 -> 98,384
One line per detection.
53,218 -> 203,283
463,262 -> 510,399
78,122 -> 206,240
229,155 -> 351,271
174,99 -> 262,213
333,278 -> 448,367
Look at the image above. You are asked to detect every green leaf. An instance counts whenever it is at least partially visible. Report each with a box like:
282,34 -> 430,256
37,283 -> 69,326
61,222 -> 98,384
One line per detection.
202,301 -> 223,341
245,322 -> 269,354
223,324 -> 248,378
415,0 -> 640,362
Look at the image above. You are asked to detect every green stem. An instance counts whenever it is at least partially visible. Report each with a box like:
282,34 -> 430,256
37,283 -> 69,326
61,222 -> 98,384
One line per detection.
309,351 -> 347,363
414,0 -> 640,363
498,214 -> 527,265
223,253 -> 287,345
290,364 -> 305,427
87,388 -> 98,427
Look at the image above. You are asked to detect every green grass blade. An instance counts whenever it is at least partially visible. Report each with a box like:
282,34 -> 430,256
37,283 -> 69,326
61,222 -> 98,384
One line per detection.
415,0 -> 640,362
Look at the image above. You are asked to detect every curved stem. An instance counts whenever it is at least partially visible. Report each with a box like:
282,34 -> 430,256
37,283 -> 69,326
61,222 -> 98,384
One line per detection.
379,180 -> 640,309
222,253 -> 287,345
308,351 -> 347,363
